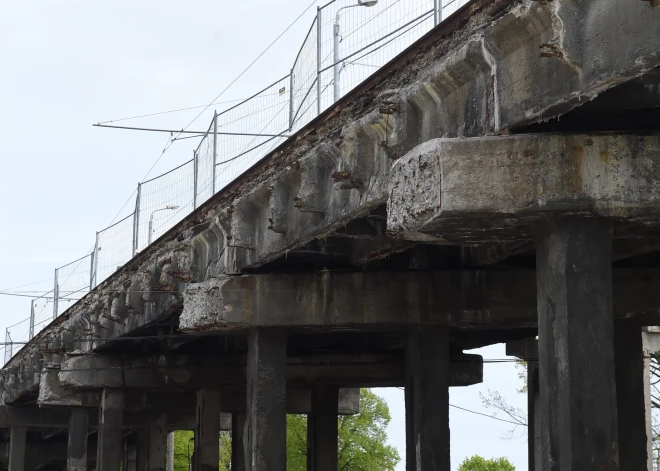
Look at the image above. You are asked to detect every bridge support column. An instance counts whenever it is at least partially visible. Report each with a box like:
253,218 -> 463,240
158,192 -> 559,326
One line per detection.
97,388 -> 125,471
614,323 -> 648,470
166,432 -> 175,471
194,388 -> 220,471
246,328 -> 287,471
135,428 -> 149,471
527,362 -> 541,471
405,326 -> 450,471
307,386 -> 339,471
149,412 -> 168,471
231,413 -> 246,471
9,425 -> 26,471
535,217 -> 619,471
68,407 -> 89,471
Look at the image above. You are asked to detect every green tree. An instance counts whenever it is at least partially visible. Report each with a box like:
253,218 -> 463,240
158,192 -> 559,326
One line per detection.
173,388 -> 400,471
458,455 -> 516,471
287,388 -> 400,471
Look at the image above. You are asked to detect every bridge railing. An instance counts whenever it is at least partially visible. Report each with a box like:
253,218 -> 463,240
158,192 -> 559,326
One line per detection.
3,0 -> 471,365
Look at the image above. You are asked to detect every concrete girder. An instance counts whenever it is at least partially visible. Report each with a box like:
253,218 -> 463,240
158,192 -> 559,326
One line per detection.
180,269 -> 660,331
388,134 -> 660,242
55,352 -> 482,390
39,368 -> 363,416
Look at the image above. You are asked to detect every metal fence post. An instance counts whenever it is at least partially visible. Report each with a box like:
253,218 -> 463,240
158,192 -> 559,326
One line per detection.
212,111 -> 218,194
29,300 -> 35,340
4,329 -> 11,365
435,0 -> 442,24
289,70 -> 295,131
90,232 -> 99,290
53,268 -> 59,320
133,183 -> 142,257
316,6 -> 322,116
193,150 -> 199,210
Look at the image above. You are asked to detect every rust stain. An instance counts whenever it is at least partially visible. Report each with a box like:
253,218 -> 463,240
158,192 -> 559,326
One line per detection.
599,150 -> 609,164
168,270 -> 194,282
572,146 -> 585,157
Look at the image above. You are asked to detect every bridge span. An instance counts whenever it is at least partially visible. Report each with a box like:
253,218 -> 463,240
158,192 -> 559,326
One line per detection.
3,0 -> 660,469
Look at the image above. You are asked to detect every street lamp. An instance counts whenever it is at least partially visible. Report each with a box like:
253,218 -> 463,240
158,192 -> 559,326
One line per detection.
334,0 -> 379,103
148,205 -> 180,245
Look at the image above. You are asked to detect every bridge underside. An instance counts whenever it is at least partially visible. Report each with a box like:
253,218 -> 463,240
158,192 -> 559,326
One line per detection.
4,0 -> 660,469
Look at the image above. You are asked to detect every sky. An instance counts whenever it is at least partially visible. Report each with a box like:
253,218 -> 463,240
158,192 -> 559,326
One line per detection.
0,1 -> 526,468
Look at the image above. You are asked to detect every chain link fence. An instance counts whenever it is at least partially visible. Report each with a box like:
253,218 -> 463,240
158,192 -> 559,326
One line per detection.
4,0 -> 471,364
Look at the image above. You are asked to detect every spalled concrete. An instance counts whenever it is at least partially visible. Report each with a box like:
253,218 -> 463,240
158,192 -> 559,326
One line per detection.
388,134 -> 660,242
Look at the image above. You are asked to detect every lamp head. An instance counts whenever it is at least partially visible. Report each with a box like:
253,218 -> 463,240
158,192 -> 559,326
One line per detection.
359,0 -> 378,6
166,205 -> 180,210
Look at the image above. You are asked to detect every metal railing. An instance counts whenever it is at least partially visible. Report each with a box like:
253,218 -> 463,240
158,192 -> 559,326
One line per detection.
3,0 -> 469,365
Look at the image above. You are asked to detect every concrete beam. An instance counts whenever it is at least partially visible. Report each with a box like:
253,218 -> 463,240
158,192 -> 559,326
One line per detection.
388,134 -> 660,243
180,269 -> 660,331
57,352 -> 483,390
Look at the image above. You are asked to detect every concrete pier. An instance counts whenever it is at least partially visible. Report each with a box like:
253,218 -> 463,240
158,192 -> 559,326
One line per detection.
405,327 -> 450,471
535,218 -> 618,471
194,389 -> 220,471
97,389 -> 125,471
68,407 -> 89,471
307,386 -> 339,471
246,328 -> 287,471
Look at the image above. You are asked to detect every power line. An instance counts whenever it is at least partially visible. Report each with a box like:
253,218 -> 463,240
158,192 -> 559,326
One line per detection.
394,387 -> 526,427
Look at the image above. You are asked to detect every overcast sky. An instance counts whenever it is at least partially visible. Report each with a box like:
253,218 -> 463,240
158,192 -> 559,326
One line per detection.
0,1 -> 526,468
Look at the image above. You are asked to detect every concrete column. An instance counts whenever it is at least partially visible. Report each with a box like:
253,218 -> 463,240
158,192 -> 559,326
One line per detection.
405,326 -> 450,471
149,413 -> 168,471
307,386 -> 339,471
246,328 -> 287,471
527,362 -> 541,471
535,217 -> 618,471
97,388 -> 125,471
643,328 -> 660,471
615,323 -> 648,470
166,433 -> 175,471
136,428 -> 149,471
126,439 -> 138,471
194,388 -> 220,471
232,413 -> 247,471
8,425 -> 26,471
68,407 -> 89,471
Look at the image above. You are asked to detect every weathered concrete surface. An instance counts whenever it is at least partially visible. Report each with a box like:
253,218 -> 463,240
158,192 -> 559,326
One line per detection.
614,324 -> 648,471
68,407 -> 88,471
179,269 -> 660,332
8,425 -> 25,471
194,389 -> 220,471
388,134 -> 660,242
536,217 -> 618,471
6,0 -> 660,405
307,386 -> 338,471
246,329 -> 287,471
56,352 -> 483,390
406,327 -> 450,471
97,388 -> 125,471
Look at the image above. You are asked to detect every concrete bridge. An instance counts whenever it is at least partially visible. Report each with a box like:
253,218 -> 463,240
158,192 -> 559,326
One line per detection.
3,0 -> 660,469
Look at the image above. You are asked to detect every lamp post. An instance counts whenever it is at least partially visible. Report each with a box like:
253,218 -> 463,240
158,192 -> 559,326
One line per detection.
148,205 -> 180,245
333,0 -> 378,103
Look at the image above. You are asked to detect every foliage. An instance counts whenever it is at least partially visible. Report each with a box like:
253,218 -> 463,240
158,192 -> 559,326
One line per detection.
287,389 -> 400,471
173,389 -> 399,471
479,389 -> 527,440
173,431 -> 194,471
458,455 -> 516,471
